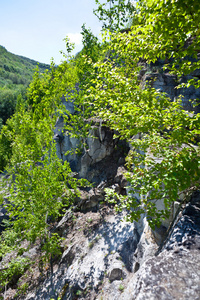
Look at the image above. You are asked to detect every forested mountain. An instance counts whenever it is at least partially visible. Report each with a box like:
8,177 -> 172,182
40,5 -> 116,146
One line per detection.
0,45 -> 49,127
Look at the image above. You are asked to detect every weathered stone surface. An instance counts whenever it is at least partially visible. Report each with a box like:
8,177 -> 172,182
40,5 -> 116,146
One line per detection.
114,166 -> 127,189
152,224 -> 167,245
121,191 -> 200,300
123,248 -> 200,300
144,73 -> 177,101
85,144 -> 128,185
86,125 -> 115,164
164,190 -> 200,252
133,218 -> 158,267
3,191 -> 200,300
54,111 -> 117,178
24,212 -> 137,300
54,100 -> 129,183
143,71 -> 200,113
22,245 -> 39,260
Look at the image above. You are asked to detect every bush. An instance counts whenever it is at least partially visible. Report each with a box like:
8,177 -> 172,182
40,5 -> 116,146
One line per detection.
0,257 -> 31,289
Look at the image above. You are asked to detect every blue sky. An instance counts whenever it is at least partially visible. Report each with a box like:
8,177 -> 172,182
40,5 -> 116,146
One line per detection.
0,0 -> 102,64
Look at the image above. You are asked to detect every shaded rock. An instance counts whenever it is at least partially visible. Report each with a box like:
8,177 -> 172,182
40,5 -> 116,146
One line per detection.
143,71 -> 200,112
152,224 -> 168,245
108,262 -> 126,282
60,245 -> 76,267
80,188 -> 104,211
117,233 -> 139,272
134,217 -> 158,266
79,151 -> 92,178
54,111 -> 129,183
0,189 -> 11,233
109,183 -> 121,195
118,156 -> 126,166
75,188 -> 105,212
55,210 -> 73,236
164,190 -> 200,252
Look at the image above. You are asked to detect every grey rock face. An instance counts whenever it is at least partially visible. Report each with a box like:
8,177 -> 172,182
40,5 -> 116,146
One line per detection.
143,70 -> 200,113
53,98 -> 129,182
144,73 -> 177,101
90,126 -> 114,161
54,117 -> 119,180
124,249 -> 200,300
25,212 -> 137,300
79,188 -> 104,211
164,191 -> 200,252
55,210 -> 73,236
122,191 -> 200,300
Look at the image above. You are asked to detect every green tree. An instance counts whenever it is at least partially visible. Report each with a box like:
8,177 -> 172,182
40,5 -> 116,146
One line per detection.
94,0 -> 134,33
0,121 -> 13,171
84,0 -> 200,227
0,60 -> 87,286
61,26 -> 103,148
0,89 -> 17,124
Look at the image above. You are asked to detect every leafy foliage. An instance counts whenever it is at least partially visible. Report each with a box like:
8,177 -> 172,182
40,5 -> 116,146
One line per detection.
60,26 -> 103,146
0,59 -> 88,287
94,0 -> 134,33
0,256 -> 31,289
84,0 -> 200,227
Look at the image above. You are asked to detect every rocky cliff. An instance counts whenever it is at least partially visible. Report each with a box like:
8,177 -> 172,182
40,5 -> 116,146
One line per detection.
0,71 -> 200,300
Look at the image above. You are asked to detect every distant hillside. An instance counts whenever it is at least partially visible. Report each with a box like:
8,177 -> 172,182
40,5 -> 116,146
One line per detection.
0,45 -> 50,127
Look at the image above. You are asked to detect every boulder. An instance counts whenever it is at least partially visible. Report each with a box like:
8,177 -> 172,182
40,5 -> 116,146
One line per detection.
108,262 -> 126,282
